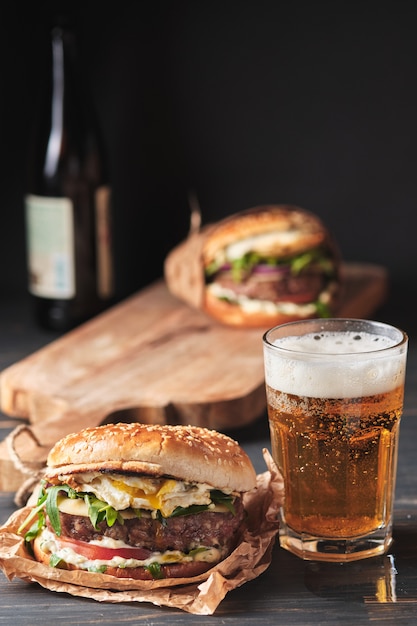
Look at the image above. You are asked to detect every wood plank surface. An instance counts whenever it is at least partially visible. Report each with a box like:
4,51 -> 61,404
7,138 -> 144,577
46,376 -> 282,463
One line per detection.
0,263 -> 388,491
1,268 -> 416,626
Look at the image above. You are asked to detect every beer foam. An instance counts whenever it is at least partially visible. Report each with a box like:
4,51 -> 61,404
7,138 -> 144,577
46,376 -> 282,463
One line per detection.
264,331 -> 406,398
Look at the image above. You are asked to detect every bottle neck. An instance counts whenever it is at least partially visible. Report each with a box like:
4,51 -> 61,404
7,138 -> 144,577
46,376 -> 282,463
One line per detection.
27,21 -> 108,195
44,28 -> 65,178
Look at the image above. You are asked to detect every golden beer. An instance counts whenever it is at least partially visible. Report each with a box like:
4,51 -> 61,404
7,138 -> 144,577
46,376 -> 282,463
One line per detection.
263,318 -> 408,562
266,384 -> 403,538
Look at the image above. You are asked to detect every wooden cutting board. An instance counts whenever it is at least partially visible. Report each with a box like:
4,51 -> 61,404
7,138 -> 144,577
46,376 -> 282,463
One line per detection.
0,263 -> 388,492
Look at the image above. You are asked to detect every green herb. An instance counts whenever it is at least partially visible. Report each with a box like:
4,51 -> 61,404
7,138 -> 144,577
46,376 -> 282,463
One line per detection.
18,483 -> 48,540
88,564 -> 107,573
45,485 -> 69,535
145,562 -> 164,579
290,252 -> 315,274
188,546 -> 209,557
169,504 -> 211,518
209,490 -> 236,514
155,510 -> 168,526
18,482 -> 123,541
205,252 -> 269,282
314,300 -> 331,318
290,249 -> 335,276
205,258 -> 223,277
49,553 -> 63,568
206,245 -> 336,284
86,494 -> 123,530
230,252 -> 263,282
23,519 -> 45,544
169,489 -> 235,518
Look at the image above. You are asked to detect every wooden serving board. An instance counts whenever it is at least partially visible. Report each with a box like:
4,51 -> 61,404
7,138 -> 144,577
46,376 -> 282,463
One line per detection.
0,263 -> 388,491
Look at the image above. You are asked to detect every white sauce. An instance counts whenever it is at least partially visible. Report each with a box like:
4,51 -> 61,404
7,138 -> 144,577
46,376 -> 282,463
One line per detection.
207,283 -> 317,316
39,528 -> 222,571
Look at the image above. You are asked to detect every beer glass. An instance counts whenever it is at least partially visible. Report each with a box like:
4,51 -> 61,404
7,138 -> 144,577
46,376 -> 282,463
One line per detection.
263,318 -> 408,562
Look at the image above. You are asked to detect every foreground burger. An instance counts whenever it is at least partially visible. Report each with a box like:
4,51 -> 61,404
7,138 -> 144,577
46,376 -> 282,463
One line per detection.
202,205 -> 341,327
18,423 -> 257,580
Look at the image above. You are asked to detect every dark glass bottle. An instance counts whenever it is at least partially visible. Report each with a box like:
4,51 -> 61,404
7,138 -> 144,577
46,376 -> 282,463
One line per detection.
25,21 -> 114,331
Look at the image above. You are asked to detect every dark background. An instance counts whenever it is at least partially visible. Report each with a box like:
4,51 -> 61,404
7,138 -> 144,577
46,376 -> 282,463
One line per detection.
0,1 -> 416,325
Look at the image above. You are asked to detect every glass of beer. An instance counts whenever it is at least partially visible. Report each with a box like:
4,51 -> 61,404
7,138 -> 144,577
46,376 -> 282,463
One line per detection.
263,318 -> 408,562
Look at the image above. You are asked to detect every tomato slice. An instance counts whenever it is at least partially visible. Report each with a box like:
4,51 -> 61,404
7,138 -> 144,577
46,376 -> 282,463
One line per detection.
282,291 -> 319,304
57,535 -> 152,561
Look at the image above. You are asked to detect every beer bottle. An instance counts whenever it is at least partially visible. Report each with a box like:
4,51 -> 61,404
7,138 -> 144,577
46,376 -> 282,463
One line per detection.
24,18 -> 114,331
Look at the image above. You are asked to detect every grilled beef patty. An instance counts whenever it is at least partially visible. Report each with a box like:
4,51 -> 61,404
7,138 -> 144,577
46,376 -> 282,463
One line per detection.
213,267 -> 325,303
49,497 -> 245,554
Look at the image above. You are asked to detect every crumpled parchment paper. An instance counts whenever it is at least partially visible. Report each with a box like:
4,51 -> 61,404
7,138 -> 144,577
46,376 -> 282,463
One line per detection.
164,224 -> 215,310
0,449 -> 283,615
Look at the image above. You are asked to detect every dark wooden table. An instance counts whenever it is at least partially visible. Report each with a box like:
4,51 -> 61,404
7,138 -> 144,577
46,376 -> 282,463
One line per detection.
1,290 -> 417,625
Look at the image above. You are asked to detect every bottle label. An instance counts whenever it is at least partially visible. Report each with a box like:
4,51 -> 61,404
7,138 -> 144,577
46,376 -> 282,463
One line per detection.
95,185 -> 114,299
25,194 -> 75,298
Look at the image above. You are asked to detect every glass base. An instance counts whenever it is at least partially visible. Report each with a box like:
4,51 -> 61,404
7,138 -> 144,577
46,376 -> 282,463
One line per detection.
280,525 -> 393,562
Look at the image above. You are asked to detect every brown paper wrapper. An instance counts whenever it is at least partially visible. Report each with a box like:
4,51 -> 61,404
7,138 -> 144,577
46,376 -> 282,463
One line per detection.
0,450 -> 283,615
164,224 -> 216,310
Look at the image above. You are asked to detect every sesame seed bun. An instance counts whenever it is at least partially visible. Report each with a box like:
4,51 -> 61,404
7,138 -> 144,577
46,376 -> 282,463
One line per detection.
45,422 -> 257,493
202,204 -> 329,265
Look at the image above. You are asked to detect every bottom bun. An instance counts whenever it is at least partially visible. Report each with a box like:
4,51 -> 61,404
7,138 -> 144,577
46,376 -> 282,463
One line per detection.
97,560 -> 214,580
204,289 -> 317,328
33,535 -> 217,580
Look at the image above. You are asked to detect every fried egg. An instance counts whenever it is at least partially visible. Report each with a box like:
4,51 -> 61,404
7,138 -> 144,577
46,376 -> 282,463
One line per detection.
61,473 -> 221,517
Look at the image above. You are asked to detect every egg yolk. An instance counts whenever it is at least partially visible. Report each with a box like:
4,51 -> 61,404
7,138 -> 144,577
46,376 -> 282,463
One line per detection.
111,478 -> 177,511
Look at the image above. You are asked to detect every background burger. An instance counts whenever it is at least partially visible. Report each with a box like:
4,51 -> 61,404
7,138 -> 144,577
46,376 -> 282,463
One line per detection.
202,204 -> 342,328
19,422 -> 257,580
